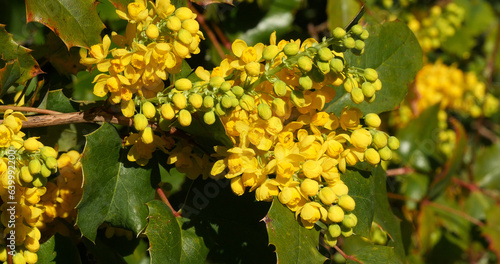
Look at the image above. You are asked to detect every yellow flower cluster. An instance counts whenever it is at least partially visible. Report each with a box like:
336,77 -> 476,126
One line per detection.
414,61 -> 498,118
210,106 -> 398,235
406,3 -> 464,53
0,111 -> 84,263
80,0 -> 204,115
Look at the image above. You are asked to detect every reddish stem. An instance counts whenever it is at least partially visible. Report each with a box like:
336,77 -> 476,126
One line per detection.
333,245 -> 363,264
423,200 -> 484,227
386,167 -> 415,176
156,186 -> 181,217
0,105 -> 62,115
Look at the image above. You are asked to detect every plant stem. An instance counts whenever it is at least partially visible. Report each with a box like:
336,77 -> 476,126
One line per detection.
423,200 -> 484,227
16,110 -> 133,128
333,245 -> 363,264
0,105 -> 63,115
156,186 -> 181,217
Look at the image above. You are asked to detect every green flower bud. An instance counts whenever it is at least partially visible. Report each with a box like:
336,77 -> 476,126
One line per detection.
343,37 -> 355,49
203,96 -> 215,109
350,24 -> 363,36
360,29 -> 369,40
141,127 -> 154,144
327,205 -> 345,223
283,42 -> 299,56
29,159 -> 42,175
178,109 -> 192,127
221,95 -> 233,109
40,146 -> 58,159
324,232 -> 338,247
134,114 -> 149,131
203,111 -> 216,125
297,56 -> 313,72
317,61 -> 330,74
230,96 -> 239,108
342,213 -> 358,228
351,87 -> 364,104
372,132 -> 388,149
161,103 -> 175,120
20,166 -> 33,183
365,113 -> 381,128
365,148 -> 381,165
177,28 -> 192,45
209,76 -> 225,89
338,195 -> 355,212
219,81 -> 232,92
332,27 -> 346,39
172,93 -> 187,109
341,226 -> 353,237
215,102 -> 226,116
343,77 -> 357,93
175,78 -> 193,91
318,187 -> 337,205
41,164 -> 52,177
257,103 -> 272,120
290,90 -> 306,107
361,82 -> 375,98
273,80 -> 288,97
45,156 -> 58,170
328,224 -> 342,238
239,95 -> 255,112
317,47 -> 334,61
262,45 -> 280,60
388,136 -> 400,150
378,146 -> 392,160
354,39 -> 365,51
364,68 -> 378,82
32,174 -> 47,187
372,79 -> 382,91
231,85 -> 245,98
299,75 -> 313,90
189,94 -> 203,109
329,57 -> 344,74
142,101 -> 156,119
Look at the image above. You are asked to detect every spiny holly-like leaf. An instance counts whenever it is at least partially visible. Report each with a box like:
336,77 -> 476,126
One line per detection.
474,142 -> 500,190
325,21 -> 423,115
46,90 -> 77,113
341,168 -> 375,238
0,60 -> 21,97
77,123 -> 157,242
0,25 -> 42,86
428,118 -> 467,199
347,244 -> 403,264
372,166 -> 405,261
264,198 -> 326,264
145,200 -> 209,264
25,0 -> 105,49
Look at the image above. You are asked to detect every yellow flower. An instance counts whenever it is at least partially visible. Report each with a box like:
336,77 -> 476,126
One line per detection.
0,125 -> 13,147
340,107 -> 362,130
80,35 -> 111,68
3,110 -> 26,133
298,202 -> 322,229
255,179 -> 279,201
350,129 -> 372,150
302,160 -> 322,179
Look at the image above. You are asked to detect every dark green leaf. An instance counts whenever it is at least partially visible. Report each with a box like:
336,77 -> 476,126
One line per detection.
428,118 -> 467,200
465,191 -> 495,220
0,25 -> 42,85
78,123 -> 157,242
341,168 -> 374,238
107,0 -> 133,11
325,21 -> 423,115
46,90 -> 77,113
372,166 -> 405,262
346,244 -> 403,264
400,173 -> 429,210
0,60 -> 21,96
327,0 -> 362,29
482,206 -> 500,261
395,104 -> 441,172
37,234 -> 82,264
265,198 -> 326,264
473,142 -> 500,189
25,0 -> 105,49
145,200 -> 209,264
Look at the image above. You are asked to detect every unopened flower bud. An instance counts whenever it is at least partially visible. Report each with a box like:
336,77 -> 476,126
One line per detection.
239,95 -> 255,112
273,80 -> 288,97
178,109 -> 192,127
245,61 -> 261,77
189,94 -> 203,108
298,56 -> 313,72
365,148 -> 381,165
328,224 -> 342,238
364,68 -> 378,82
362,82 -> 375,98
146,24 -> 159,39
342,213 -> 358,228
262,45 -> 279,60
338,195 -> 355,212
328,205 -> 345,223
203,111 -> 216,125
272,98 -> 287,117
141,127 -> 154,144
351,87 -> 364,104
330,58 -> 344,74
318,187 -> 337,205
257,103 -> 272,120
378,146 -> 392,160
175,78 -> 193,91
364,113 -> 381,128
209,76 -> 225,89
203,96 -> 215,109
172,93 -> 187,109
134,114 -> 149,131
317,47 -> 333,61
24,137 -> 40,152
283,42 -> 299,56
231,85 -> 244,98
161,104 -> 175,120
351,129 -> 372,149
332,27 -> 346,39
388,136 -> 400,150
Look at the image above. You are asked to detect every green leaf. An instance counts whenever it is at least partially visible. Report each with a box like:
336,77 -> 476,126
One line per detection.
482,206 -> 500,261
237,0 -> 302,45
464,191 -> 495,220
145,200 -> 209,264
400,173 -> 429,210
0,60 -> 21,97
77,123 -> 157,242
395,104 -> 441,172
175,112 -> 233,150
325,21 -> 423,115
107,0 -> 133,11
428,118 -> 467,200
264,198 -> 326,264
327,0 -> 362,29
474,142 -> 500,189
25,0 -> 105,49
372,166 -> 405,262
37,233 -> 82,264
46,90 -> 77,113
0,25 -> 42,85
347,244 -> 403,264
341,168 -> 374,238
